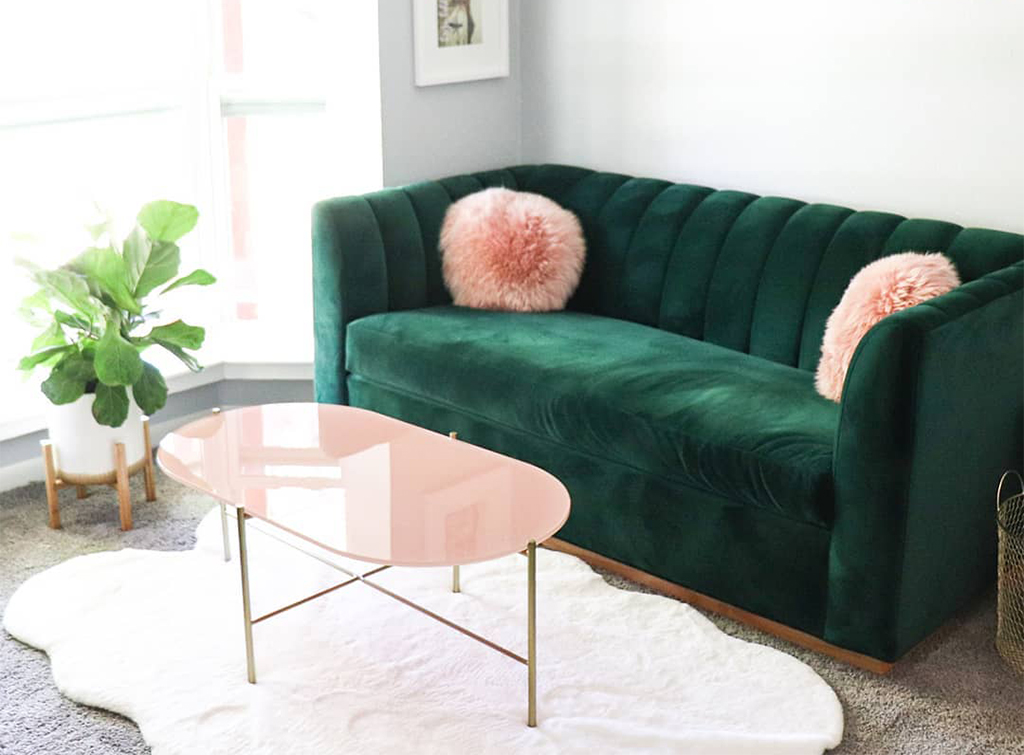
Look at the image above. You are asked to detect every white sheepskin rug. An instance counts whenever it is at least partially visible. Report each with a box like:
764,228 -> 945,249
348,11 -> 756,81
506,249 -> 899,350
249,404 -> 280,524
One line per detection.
4,509 -> 843,754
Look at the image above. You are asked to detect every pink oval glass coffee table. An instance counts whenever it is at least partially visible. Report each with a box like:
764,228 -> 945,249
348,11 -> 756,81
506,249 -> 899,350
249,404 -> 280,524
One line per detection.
157,403 -> 571,727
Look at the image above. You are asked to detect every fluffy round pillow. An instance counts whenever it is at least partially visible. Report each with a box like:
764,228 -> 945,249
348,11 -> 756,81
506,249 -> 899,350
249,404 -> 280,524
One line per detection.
440,187 -> 585,311
815,251 -> 960,402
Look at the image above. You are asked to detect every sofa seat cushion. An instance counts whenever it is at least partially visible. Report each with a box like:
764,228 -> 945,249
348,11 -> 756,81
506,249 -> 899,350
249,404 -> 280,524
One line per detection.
346,306 -> 839,526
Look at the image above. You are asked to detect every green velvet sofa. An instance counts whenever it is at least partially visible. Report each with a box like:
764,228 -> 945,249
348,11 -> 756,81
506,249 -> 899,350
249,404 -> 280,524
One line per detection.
312,164 -> 1023,667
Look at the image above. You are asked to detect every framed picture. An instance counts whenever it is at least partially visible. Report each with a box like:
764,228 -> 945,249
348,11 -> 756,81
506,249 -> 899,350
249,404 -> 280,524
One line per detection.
413,0 -> 509,86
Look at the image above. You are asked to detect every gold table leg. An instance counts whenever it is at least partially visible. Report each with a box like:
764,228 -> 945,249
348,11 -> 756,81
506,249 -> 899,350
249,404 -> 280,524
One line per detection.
219,501 -> 539,724
527,539 -> 537,727
237,507 -> 256,683
220,502 -> 231,562
449,436 -> 461,589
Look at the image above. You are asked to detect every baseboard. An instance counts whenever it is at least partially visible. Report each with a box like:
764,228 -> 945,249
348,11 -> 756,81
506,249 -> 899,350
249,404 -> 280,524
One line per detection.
0,409 -> 215,494
1,375 -> 314,495
543,536 -> 895,675
0,457 -> 41,493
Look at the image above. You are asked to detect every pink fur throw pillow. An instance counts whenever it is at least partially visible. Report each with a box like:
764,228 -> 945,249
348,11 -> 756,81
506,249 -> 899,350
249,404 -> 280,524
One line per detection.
440,187 -> 585,311
815,252 -> 960,402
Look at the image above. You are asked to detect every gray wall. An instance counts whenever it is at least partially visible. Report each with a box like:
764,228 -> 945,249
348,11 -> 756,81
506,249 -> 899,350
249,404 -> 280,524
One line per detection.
519,0 -> 1024,232
378,1 -> 521,186
0,380 -> 313,473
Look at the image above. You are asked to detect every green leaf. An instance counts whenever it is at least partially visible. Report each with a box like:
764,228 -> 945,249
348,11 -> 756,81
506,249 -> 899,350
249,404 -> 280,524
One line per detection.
137,201 -> 198,242
153,340 -> 202,372
122,225 -> 150,293
69,246 -> 141,315
54,310 -> 93,332
18,345 -> 75,371
146,320 -> 205,350
27,268 -> 105,320
133,240 -> 180,298
92,383 -> 129,427
161,268 -> 216,294
15,257 -> 42,274
21,289 -> 51,310
86,220 -> 112,242
40,352 -> 96,405
18,289 -> 52,326
94,320 -> 143,386
86,202 -> 116,242
31,321 -> 67,352
41,371 -> 86,405
132,361 -> 167,415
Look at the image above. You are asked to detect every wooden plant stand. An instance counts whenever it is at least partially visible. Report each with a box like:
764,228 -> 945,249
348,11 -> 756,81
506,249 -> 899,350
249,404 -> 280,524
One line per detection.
41,418 -> 157,531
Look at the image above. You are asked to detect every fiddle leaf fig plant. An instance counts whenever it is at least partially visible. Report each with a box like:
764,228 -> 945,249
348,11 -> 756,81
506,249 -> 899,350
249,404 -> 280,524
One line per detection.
17,201 -> 215,427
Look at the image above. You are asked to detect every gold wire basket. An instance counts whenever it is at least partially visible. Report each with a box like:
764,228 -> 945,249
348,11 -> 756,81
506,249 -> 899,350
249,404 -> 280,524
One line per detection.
997,470 -> 1024,675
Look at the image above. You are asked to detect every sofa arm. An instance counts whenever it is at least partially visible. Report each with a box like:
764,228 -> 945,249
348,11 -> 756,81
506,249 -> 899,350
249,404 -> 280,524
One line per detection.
827,261 -> 1023,660
312,188 -> 450,404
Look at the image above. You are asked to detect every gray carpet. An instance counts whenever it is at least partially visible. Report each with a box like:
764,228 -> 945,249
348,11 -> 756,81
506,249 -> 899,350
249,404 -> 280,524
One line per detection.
1,472 -> 1022,754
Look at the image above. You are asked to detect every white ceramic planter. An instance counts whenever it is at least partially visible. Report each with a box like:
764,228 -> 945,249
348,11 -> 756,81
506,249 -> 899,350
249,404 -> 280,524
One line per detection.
46,390 -> 147,482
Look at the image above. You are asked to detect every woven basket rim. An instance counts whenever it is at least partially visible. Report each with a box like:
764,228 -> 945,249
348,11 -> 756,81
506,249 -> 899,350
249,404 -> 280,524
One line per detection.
997,490 -> 1024,533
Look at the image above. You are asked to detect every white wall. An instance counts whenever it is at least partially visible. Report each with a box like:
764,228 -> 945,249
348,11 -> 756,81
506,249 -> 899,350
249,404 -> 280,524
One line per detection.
519,0 -> 1024,232
378,1 -> 521,186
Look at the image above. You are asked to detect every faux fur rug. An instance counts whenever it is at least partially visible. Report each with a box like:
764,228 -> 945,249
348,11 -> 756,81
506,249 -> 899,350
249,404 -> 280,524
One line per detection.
4,508 -> 843,754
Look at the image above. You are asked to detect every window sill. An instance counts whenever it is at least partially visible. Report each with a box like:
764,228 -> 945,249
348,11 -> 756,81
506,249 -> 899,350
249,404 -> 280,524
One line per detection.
2,317 -> 316,441
0,359 -> 313,442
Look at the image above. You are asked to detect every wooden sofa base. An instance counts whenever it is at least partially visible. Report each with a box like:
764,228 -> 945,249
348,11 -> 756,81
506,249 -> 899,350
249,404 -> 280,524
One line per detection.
543,537 -> 894,675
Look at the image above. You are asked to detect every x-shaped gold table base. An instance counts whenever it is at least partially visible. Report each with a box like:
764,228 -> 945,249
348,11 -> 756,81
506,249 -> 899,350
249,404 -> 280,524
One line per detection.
222,504 -> 539,727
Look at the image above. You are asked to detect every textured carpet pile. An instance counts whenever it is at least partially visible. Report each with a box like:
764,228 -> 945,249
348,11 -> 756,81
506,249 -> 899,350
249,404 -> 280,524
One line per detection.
1,472 -> 1022,754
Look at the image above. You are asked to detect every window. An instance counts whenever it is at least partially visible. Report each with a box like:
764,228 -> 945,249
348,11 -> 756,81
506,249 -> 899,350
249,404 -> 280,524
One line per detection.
212,0 -> 382,350
0,0 -> 382,430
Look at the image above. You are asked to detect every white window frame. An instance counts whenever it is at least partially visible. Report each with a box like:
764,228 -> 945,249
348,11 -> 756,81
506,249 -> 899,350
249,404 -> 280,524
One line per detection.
0,0 -> 382,441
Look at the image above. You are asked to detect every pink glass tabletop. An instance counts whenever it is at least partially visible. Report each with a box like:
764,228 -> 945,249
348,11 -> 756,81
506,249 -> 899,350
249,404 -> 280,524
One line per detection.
156,404 -> 571,567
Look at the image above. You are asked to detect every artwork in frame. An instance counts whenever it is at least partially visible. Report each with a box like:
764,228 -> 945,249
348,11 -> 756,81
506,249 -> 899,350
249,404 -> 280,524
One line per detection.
413,0 -> 509,86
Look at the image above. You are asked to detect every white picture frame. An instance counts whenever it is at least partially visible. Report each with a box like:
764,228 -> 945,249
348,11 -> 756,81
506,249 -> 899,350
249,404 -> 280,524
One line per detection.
413,0 -> 509,86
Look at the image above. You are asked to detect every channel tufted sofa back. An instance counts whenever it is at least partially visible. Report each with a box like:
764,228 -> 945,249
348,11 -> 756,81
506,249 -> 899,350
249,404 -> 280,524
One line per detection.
377,164 -> 1021,373
313,164 -> 1024,665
